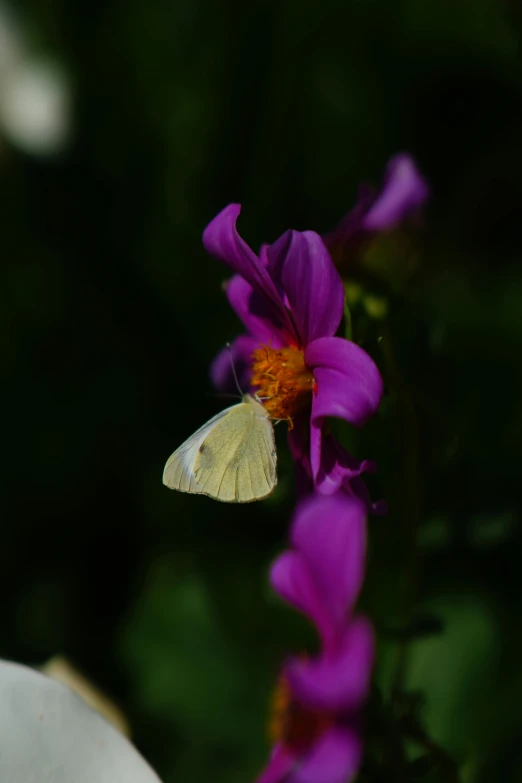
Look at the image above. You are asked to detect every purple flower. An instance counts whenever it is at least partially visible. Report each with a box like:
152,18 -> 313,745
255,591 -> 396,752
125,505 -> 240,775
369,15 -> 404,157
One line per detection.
204,206 -> 383,503
256,494 -> 374,783
324,153 -> 429,268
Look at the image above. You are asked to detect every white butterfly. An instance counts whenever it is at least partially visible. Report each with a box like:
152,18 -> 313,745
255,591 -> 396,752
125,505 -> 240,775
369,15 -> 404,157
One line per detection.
162,394 -> 277,503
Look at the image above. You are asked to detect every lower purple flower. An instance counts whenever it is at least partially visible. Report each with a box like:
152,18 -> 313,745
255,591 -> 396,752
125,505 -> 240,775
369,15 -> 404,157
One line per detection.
257,494 -> 374,783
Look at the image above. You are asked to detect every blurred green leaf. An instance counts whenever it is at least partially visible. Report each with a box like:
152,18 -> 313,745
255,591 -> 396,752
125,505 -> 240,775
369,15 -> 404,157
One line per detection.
120,555 -> 269,783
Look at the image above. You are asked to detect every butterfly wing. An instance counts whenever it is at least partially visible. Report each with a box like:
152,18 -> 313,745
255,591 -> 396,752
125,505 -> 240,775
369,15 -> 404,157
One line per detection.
245,398 -> 277,500
163,397 -> 277,503
193,397 -> 277,502
162,406 -> 236,494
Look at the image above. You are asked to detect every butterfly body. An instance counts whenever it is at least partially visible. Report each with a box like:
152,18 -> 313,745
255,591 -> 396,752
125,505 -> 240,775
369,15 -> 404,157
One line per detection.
162,394 -> 277,502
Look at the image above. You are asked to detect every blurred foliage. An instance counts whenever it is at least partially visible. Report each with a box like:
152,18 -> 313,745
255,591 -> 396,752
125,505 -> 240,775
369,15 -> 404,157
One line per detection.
2,0 -> 522,781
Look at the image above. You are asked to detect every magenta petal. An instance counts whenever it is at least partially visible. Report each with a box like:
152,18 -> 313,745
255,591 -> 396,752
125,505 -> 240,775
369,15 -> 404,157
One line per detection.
289,726 -> 362,783
267,230 -> 344,345
270,551 -> 334,647
256,744 -> 296,783
203,204 -> 272,293
210,334 -> 259,393
203,204 -> 296,342
226,274 -> 286,346
362,153 -> 429,231
289,494 -> 367,645
306,336 -> 383,429
286,617 -> 374,712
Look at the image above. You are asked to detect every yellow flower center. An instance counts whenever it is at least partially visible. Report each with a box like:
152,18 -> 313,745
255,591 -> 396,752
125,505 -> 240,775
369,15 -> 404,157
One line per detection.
251,345 -> 314,427
268,673 -> 333,751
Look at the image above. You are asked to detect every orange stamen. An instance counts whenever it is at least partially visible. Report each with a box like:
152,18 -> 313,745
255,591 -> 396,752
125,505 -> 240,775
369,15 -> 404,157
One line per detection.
268,673 -> 334,751
251,345 -> 314,427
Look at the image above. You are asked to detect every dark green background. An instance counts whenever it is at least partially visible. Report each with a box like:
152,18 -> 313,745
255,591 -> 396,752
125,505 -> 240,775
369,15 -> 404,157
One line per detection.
2,1 -> 522,781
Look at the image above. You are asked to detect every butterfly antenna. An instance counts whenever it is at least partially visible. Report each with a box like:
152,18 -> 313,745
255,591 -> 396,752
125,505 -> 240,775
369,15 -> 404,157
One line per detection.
226,343 -> 244,397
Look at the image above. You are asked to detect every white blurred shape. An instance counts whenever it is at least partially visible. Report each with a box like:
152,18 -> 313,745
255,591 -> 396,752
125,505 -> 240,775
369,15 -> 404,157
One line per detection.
0,2 -> 71,156
0,60 -> 70,154
41,655 -> 132,738
0,659 -> 163,783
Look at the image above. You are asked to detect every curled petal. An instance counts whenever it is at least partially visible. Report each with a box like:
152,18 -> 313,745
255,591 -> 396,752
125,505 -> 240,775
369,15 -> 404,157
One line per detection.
226,275 -> 285,346
315,432 -> 376,496
307,425 -> 385,513
289,494 -> 367,647
203,204 -> 296,343
288,406 -> 384,513
289,726 -> 362,783
210,334 -> 258,393
362,153 -> 429,231
306,336 -> 383,438
286,617 -> 374,713
267,231 -> 344,346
